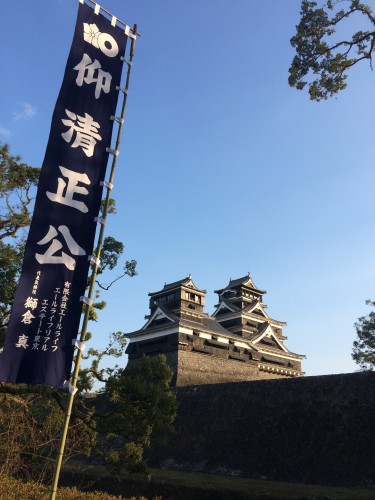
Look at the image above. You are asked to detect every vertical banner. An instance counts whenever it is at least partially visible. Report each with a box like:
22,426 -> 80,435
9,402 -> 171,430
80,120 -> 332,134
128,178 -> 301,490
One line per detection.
0,3 -> 127,386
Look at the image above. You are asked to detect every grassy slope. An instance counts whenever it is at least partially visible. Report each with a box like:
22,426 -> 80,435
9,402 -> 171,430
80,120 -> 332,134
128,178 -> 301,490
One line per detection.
0,475 -> 129,500
142,468 -> 375,499
59,463 -> 375,499
2,464 -> 373,499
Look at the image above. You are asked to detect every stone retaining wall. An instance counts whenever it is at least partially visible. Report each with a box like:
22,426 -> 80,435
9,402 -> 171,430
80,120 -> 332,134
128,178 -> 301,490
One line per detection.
148,371 -> 375,487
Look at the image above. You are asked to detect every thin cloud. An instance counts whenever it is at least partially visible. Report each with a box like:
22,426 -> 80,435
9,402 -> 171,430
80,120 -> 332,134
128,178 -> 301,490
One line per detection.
12,102 -> 37,121
0,126 -> 11,138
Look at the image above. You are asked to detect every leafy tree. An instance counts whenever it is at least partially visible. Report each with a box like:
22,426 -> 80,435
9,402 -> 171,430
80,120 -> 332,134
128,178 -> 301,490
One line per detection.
84,236 -> 136,322
352,300 -> 375,370
0,355 -> 177,484
97,354 -> 177,475
0,384 -> 96,483
0,143 -> 40,240
289,4 -> 375,369
0,240 -> 24,344
0,143 -> 40,341
78,330 -> 128,392
289,0 -> 375,101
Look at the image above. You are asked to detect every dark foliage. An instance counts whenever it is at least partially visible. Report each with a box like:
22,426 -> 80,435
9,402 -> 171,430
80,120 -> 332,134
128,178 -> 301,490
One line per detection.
289,1 -> 375,100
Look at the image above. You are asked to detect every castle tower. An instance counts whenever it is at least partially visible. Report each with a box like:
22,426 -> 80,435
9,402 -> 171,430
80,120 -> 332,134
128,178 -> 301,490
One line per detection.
125,275 -> 305,386
212,273 -> 304,377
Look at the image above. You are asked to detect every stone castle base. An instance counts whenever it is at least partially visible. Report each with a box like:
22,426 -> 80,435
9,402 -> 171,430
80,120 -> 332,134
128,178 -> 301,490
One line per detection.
165,350 -> 291,386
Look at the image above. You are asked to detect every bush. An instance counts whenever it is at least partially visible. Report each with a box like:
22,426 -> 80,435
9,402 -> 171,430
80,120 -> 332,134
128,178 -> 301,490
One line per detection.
0,474 -> 148,499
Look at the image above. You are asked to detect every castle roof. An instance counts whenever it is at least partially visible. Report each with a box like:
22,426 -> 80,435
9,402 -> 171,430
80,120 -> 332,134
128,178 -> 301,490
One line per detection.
127,306 -> 256,344
180,315 -> 239,338
149,275 -> 206,296
220,297 -> 241,312
128,308 -> 304,360
214,273 -> 266,295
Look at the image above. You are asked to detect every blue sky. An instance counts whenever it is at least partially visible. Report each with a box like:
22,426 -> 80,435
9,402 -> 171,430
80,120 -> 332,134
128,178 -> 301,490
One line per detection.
1,0 -> 374,377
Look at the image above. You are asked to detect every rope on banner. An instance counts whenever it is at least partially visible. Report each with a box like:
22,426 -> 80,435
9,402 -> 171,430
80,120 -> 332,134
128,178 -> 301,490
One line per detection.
88,254 -> 101,265
116,86 -> 128,95
106,147 -> 119,156
80,296 -> 93,306
72,339 -> 86,351
94,216 -> 107,225
121,57 -> 133,66
111,115 -> 124,125
100,180 -> 114,189
63,380 -> 78,395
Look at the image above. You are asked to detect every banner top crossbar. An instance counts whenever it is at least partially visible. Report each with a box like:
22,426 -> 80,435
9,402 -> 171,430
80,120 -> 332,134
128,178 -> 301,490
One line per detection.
79,0 -> 140,37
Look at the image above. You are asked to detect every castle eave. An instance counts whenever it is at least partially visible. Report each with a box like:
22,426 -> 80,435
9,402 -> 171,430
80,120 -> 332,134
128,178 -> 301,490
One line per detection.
258,362 -> 304,377
254,345 -> 306,361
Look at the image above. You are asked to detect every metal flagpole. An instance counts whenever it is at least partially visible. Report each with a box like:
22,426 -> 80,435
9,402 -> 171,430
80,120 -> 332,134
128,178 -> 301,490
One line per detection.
49,20 -> 138,500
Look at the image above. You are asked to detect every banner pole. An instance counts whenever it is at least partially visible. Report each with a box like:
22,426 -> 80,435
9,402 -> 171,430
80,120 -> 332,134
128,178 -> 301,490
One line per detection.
49,24 -> 137,500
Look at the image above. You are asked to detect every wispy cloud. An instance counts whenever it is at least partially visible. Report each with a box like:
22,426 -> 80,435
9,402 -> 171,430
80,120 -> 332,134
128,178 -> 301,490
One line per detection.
12,102 -> 37,121
0,126 -> 11,138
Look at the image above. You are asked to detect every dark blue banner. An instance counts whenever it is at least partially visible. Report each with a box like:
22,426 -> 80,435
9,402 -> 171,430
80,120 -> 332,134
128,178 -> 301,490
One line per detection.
0,3 -> 127,386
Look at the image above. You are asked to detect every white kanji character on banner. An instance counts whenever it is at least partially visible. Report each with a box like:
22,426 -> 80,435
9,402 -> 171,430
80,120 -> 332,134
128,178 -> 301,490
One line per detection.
46,166 -> 90,213
74,53 -> 111,99
21,310 -> 36,324
35,225 -> 86,270
15,334 -> 29,349
61,109 -> 102,157
24,297 -> 38,310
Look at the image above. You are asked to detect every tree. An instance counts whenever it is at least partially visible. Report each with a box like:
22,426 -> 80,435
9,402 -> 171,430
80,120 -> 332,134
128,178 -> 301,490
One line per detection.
0,143 -> 40,240
289,1 -> 375,101
0,385 -> 95,483
97,355 -> 178,475
0,240 -> 24,345
352,300 -> 375,370
0,143 -> 40,341
289,3 -> 375,369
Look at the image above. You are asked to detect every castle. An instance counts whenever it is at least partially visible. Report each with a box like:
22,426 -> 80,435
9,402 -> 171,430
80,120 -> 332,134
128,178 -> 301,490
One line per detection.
125,274 -> 305,385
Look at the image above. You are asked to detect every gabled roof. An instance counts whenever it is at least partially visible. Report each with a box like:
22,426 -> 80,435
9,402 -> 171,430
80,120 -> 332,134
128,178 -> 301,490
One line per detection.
180,316 -> 238,338
250,324 -> 305,359
211,297 -> 241,317
149,275 -> 206,296
214,273 -> 266,295
211,298 -> 287,329
242,300 -> 287,326
135,306 -> 248,342
243,299 -> 270,319
251,324 -> 288,352
141,305 -> 179,330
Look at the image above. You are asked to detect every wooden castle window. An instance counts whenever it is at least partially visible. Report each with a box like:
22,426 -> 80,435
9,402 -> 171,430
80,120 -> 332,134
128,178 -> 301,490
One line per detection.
185,292 -> 201,304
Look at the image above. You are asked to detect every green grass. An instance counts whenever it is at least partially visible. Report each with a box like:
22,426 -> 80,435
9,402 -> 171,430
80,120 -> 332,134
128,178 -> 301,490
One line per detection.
0,475 -> 133,500
2,464 -> 373,499
59,462 -> 375,499
140,468 -> 375,499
